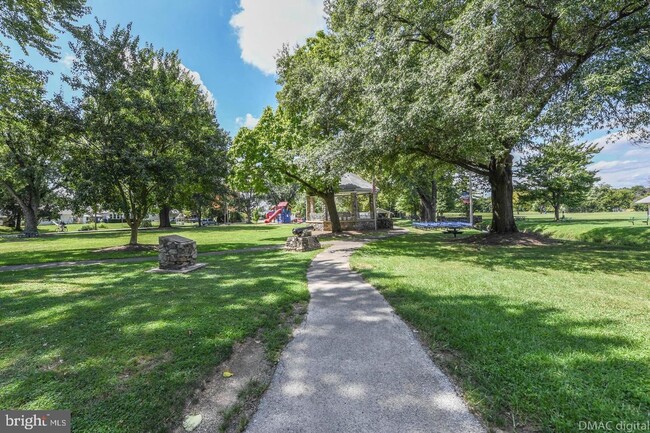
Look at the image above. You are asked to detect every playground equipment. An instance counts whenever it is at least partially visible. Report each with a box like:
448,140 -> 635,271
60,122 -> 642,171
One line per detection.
265,202 -> 292,224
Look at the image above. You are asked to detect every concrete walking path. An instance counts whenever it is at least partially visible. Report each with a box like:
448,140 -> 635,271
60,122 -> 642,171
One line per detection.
245,240 -> 485,433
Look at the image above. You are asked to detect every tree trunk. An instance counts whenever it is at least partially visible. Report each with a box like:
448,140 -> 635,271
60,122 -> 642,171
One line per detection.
323,192 -> 342,233
419,201 -> 427,221
13,213 -> 21,231
552,192 -> 561,221
488,154 -> 518,234
431,179 -> 438,222
21,205 -> 39,236
129,221 -> 139,245
246,201 -> 253,224
416,181 -> 437,222
159,204 -> 172,228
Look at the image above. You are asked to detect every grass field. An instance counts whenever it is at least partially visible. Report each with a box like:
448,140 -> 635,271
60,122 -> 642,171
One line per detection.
0,224 -> 295,266
0,248 -> 317,433
408,211 -> 650,246
351,232 -> 650,432
516,211 -> 649,246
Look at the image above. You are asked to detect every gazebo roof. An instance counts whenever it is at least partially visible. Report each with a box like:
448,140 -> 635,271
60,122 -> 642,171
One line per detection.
635,195 -> 650,204
339,173 -> 377,195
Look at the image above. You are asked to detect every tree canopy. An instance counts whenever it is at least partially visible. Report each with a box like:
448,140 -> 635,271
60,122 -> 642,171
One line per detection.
517,137 -> 601,220
66,21 -> 226,244
0,0 -> 88,60
315,0 -> 650,232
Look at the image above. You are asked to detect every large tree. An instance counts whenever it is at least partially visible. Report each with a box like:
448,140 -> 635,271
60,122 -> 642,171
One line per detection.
323,0 -> 650,233
230,107 -> 346,232
516,137 -> 600,221
66,22 -> 223,244
0,59 -> 70,235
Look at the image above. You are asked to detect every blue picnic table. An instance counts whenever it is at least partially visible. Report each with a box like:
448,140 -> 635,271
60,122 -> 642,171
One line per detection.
412,221 -> 473,237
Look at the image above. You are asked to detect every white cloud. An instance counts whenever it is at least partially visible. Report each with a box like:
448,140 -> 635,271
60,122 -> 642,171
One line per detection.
61,53 -> 76,69
229,0 -> 325,75
235,113 -> 259,128
590,159 -> 639,171
180,64 -> 216,106
586,132 -> 650,187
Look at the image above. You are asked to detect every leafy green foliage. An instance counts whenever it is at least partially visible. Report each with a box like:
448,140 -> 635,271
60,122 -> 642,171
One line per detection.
230,107 -> 345,231
0,0 -> 88,60
0,58 -> 71,235
320,0 -> 650,232
65,21 -> 226,244
517,137 -> 601,220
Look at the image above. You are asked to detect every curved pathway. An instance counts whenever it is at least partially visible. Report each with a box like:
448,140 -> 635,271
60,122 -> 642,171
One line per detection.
245,240 -> 485,433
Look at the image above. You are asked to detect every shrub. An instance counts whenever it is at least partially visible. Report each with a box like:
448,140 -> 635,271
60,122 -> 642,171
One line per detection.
141,220 -> 153,228
79,225 -> 95,231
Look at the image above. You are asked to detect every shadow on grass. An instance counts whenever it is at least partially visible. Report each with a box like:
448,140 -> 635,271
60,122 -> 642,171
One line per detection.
360,285 -> 649,431
0,250 -> 313,433
353,234 -> 650,431
0,225 -> 294,266
520,220 -> 650,247
360,233 -> 650,274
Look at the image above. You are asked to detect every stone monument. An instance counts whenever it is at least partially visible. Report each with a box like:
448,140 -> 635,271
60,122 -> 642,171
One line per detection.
285,226 -> 321,252
149,235 -> 206,273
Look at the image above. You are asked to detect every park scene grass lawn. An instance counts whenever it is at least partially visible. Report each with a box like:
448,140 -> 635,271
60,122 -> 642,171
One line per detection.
350,230 -> 650,432
0,224 -> 295,266
2,2 -> 650,431
0,248 -> 317,433
515,211 -> 650,247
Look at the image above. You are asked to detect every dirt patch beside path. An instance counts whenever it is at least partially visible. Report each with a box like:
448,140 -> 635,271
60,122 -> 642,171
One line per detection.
172,304 -> 308,433
92,244 -> 158,253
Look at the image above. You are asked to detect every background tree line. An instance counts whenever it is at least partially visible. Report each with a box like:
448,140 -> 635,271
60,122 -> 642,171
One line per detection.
0,1 -> 229,243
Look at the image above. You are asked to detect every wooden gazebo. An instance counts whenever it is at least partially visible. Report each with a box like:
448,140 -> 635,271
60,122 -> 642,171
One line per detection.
306,173 -> 393,231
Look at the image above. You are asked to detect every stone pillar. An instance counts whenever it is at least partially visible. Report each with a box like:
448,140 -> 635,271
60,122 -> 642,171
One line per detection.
158,235 -> 198,270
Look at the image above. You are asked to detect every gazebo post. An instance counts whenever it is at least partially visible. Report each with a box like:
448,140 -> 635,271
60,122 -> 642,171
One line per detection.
324,197 -> 329,222
351,193 -> 359,221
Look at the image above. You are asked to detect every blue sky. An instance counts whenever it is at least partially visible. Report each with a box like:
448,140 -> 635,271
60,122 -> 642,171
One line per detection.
3,0 -> 325,134
2,0 -> 648,187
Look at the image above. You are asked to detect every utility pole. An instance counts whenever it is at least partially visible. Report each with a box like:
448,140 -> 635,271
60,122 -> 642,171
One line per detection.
469,173 -> 474,226
373,173 -> 378,231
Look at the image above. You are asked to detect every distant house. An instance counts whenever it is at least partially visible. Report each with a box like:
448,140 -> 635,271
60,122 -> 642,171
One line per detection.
59,210 -> 76,224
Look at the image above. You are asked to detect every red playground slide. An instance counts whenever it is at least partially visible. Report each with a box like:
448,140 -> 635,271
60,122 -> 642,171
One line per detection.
264,208 -> 283,224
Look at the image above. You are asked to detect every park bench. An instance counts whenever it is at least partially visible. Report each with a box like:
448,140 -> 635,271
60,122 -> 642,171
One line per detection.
514,215 -> 527,221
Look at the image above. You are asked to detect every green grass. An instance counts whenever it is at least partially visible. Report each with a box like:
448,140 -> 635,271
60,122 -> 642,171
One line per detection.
0,249 -> 318,433
0,222 -> 127,233
351,233 -> 650,432
517,212 -> 650,247
0,224 -> 296,266
409,211 -> 650,247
